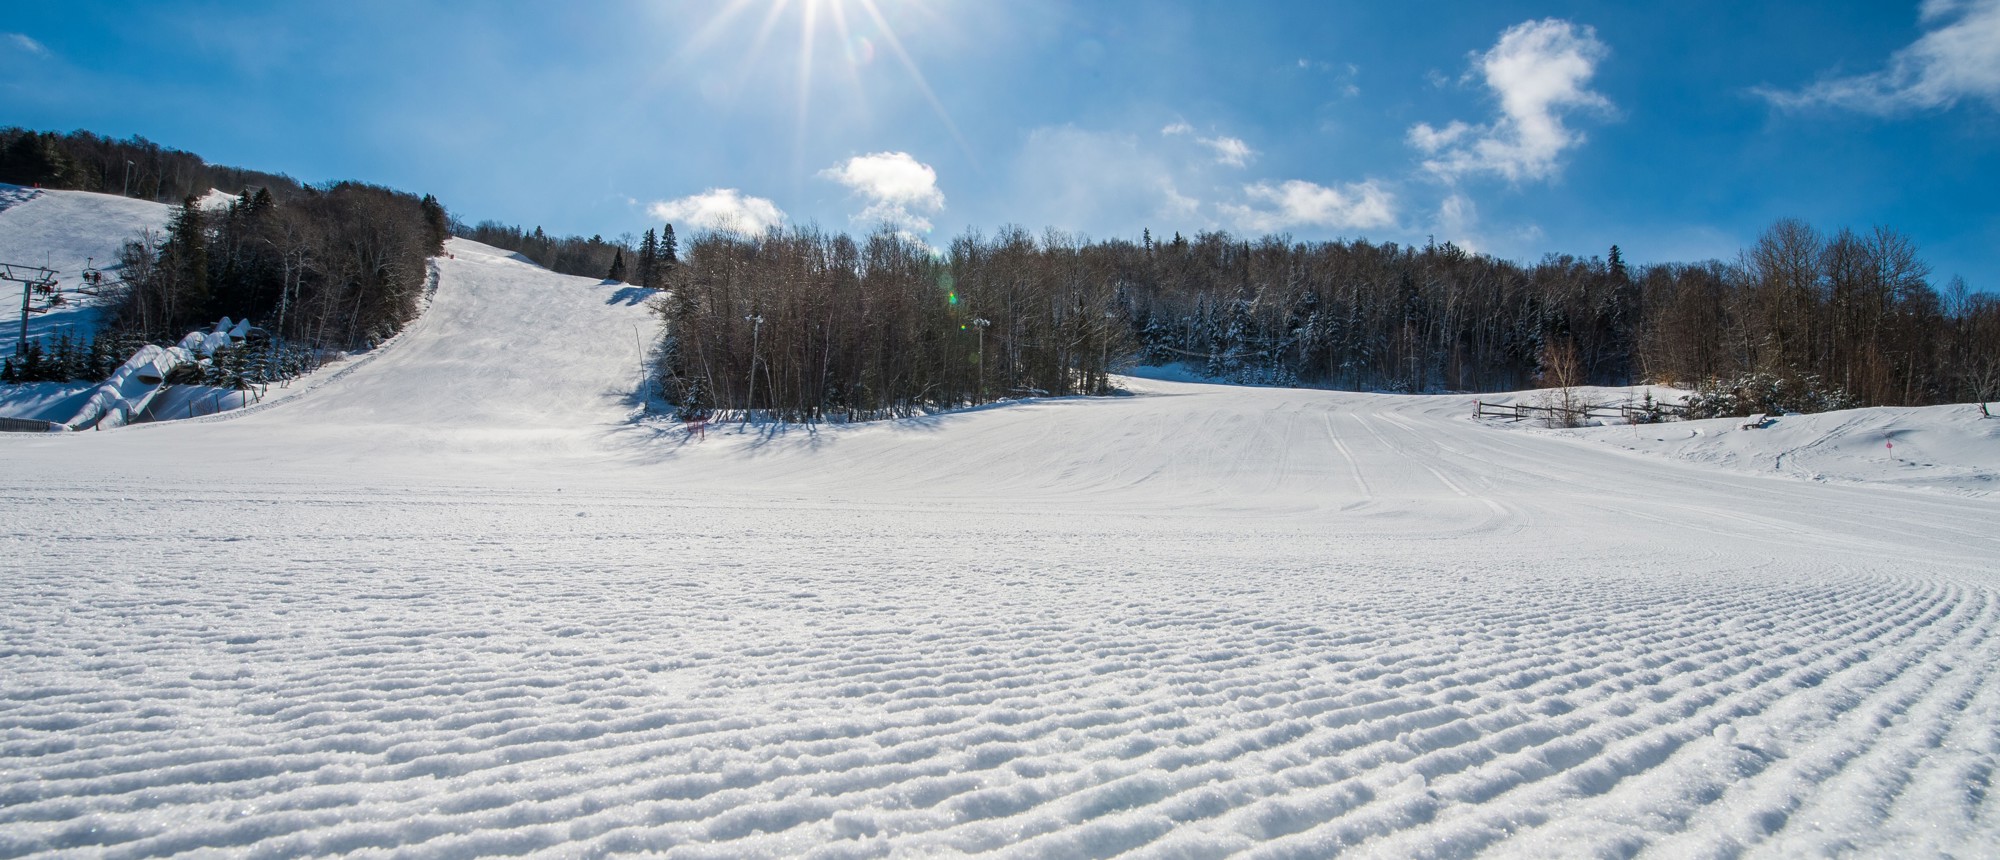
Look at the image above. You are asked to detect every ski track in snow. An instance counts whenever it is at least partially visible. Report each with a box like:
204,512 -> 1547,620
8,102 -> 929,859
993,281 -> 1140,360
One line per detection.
2,220 -> 1998,857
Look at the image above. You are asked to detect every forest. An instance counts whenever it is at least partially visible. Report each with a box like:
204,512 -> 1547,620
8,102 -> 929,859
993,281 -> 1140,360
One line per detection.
2,128 -> 448,385
0,127 -> 303,203
453,220 -> 679,286
110,184 -> 448,348
652,221 -> 2000,422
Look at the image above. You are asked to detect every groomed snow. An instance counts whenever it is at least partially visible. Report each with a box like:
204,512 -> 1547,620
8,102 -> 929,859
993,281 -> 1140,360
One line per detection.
2,231 -> 1998,857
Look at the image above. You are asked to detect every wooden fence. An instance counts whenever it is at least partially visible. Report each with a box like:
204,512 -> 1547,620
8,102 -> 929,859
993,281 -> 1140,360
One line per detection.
1473,398 -> 1687,426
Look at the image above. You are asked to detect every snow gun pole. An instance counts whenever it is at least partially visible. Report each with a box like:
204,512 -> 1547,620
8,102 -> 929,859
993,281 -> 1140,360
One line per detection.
744,314 -> 763,425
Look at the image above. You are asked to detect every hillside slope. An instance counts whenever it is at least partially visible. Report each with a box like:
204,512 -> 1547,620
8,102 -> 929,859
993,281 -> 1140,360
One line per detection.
0,186 -> 174,344
0,215 -> 1996,857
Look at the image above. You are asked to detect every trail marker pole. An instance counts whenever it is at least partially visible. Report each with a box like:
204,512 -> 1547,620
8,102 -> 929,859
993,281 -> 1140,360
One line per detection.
743,314 -> 763,424
973,317 -> 990,403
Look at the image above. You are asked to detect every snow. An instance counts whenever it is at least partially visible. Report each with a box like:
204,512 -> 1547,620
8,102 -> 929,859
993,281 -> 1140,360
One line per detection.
1468,386 -> 2000,496
2,204 -> 1999,855
197,188 -> 239,211
1577,400 -> 2000,495
0,185 -> 174,345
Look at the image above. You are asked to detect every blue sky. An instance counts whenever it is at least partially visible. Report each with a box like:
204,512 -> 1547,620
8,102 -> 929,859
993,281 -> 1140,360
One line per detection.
4,1 -> 1996,289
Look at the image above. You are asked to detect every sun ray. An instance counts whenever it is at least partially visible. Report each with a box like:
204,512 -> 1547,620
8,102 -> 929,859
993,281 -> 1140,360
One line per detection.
827,0 -> 871,117
793,0 -> 820,179
670,0 -> 760,69
853,0 -> 979,170
662,0 -> 975,176
736,0 -> 795,85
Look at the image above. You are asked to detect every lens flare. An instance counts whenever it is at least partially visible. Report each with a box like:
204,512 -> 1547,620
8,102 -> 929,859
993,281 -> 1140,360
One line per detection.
849,36 -> 876,66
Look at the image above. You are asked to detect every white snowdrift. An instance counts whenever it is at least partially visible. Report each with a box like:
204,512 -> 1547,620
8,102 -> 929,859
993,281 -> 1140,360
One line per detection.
1568,401 -> 2000,495
1466,385 -> 2000,496
59,343 -> 192,430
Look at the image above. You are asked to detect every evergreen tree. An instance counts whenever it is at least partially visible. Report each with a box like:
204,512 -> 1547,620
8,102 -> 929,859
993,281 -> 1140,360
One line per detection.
3,340 -> 46,382
662,224 -> 678,269
420,194 -> 449,252
607,248 -> 628,282
158,195 -> 211,329
637,228 -> 659,288
0,131 -> 75,186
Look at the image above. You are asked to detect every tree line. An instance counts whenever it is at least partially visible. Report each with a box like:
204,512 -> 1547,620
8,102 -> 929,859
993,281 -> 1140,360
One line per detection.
453,220 -> 680,287
112,184 -> 448,352
652,221 -> 1999,421
659,226 -> 1129,422
0,127 -> 303,202
2,128 -> 450,381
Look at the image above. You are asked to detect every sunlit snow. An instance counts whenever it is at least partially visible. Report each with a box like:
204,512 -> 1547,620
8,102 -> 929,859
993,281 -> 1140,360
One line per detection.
2,192 -> 1997,857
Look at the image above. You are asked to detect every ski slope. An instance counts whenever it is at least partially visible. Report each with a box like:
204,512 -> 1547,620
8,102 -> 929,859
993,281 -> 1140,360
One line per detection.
3,230 -> 1999,856
0,186 -> 175,345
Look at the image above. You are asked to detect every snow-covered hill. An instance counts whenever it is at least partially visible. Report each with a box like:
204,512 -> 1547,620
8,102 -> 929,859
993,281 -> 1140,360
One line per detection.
1,212 -> 1997,856
0,185 -> 175,344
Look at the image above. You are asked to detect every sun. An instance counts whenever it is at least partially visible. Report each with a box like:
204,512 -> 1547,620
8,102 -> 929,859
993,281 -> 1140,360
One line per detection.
677,0 -> 972,168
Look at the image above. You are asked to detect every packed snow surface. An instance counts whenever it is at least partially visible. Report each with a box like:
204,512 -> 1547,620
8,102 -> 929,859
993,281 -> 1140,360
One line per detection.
3,238 -> 1999,857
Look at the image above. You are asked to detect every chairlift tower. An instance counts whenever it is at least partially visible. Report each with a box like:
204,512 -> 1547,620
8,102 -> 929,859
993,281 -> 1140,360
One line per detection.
2,262 -> 62,351
2,260 -> 121,352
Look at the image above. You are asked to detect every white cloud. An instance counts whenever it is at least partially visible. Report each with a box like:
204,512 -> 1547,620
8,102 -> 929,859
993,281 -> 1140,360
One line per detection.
6,33 -> 49,57
1759,0 -> 2000,113
1431,192 -> 1487,252
1221,179 -> 1396,234
1407,120 -> 1472,153
648,189 -> 786,235
819,151 -> 946,232
1408,18 -> 1611,183
1198,135 -> 1256,167
1438,192 -> 1477,238
1160,121 -> 1194,136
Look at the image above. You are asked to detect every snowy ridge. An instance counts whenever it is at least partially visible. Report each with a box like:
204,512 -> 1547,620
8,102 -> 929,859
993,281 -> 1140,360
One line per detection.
2,225 -> 1999,855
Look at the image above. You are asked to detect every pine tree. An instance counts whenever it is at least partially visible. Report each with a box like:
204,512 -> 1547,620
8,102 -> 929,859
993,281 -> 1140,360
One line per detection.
420,194 -> 449,252
637,228 -> 659,288
49,330 -> 82,380
607,248 -> 628,282
662,224 -> 678,270
0,132 -> 76,187
159,195 -> 211,331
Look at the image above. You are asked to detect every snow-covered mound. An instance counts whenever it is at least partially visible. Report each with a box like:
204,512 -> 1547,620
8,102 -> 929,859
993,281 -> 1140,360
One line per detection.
1464,385 -> 2000,496
1,242 -> 1996,857
1572,401 -> 2000,495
